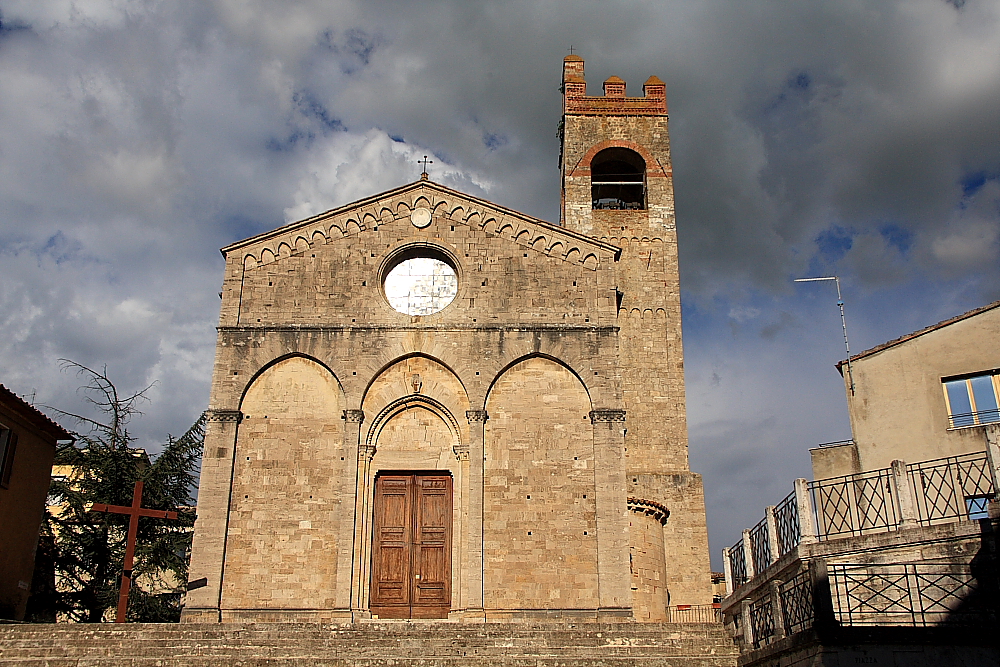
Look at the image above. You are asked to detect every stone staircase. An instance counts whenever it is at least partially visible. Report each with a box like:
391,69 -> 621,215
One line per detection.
0,621 -> 738,666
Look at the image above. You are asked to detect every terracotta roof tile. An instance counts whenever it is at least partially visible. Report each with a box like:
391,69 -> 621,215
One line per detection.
0,383 -> 74,440
836,300 -> 1000,372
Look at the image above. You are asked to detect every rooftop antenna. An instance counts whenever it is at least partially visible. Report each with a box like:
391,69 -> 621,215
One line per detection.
795,276 -> 856,395
418,155 -> 433,181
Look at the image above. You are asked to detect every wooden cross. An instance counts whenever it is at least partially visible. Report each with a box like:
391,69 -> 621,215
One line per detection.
418,155 -> 433,179
90,480 -> 178,623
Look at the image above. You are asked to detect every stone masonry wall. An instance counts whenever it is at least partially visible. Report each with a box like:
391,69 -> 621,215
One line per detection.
184,182 -> 636,621
558,56 -> 711,606
484,357 -> 599,615
221,356 -> 346,616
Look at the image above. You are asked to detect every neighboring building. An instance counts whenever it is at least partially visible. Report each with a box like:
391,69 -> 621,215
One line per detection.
718,301 -> 1000,666
812,301 -> 1000,480
183,54 -> 714,624
0,384 -> 72,620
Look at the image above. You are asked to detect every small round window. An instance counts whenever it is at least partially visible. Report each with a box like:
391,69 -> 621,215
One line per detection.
383,251 -> 458,316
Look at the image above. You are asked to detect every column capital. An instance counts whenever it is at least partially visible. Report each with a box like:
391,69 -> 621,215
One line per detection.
453,444 -> 470,461
359,443 -> 376,461
343,409 -> 365,423
206,409 -> 242,423
466,409 -> 489,423
589,408 -> 625,424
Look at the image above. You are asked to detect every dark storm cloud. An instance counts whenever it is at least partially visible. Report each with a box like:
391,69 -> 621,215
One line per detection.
1,0 -> 998,562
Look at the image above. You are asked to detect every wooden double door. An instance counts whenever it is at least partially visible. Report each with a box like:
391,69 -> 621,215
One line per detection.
370,473 -> 453,619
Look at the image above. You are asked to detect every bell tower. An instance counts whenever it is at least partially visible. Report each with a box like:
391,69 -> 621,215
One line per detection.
560,55 -> 711,607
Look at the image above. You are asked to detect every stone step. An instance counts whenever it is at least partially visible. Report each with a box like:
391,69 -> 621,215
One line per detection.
0,622 -> 739,667
6,660 -> 738,667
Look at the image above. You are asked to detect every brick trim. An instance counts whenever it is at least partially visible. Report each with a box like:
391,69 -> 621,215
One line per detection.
627,497 -> 670,525
567,140 -> 670,180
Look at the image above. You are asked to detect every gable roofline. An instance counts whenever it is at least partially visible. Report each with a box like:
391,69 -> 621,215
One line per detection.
0,384 -> 74,442
221,179 -> 622,260
836,299 -> 1000,374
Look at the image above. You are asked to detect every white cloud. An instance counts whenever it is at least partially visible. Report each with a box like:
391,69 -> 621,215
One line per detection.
1,0 -> 999,563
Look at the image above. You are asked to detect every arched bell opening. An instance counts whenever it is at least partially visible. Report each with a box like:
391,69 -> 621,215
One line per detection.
591,147 -> 646,210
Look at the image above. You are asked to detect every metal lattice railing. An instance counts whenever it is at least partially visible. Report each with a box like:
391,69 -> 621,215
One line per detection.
665,604 -> 722,623
809,467 -> 899,539
748,595 -> 775,648
908,452 -> 995,526
773,490 -> 800,557
948,409 -> 1000,429
728,537 -> 748,588
749,517 -> 771,575
724,449 -> 999,593
779,569 -> 814,635
829,562 -> 991,627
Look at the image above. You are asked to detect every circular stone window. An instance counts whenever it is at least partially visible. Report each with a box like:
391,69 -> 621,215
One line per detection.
383,248 -> 459,316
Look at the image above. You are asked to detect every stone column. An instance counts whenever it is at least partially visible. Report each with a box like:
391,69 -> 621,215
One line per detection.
808,559 -> 837,635
463,409 -> 487,619
335,409 -> 363,613
181,409 -> 241,623
794,478 -> 818,545
769,580 -> 786,640
343,409 -> 372,618
765,505 -> 780,565
741,529 -> 755,580
984,424 -> 1000,519
891,459 -> 919,529
589,408 -> 632,618
740,599 -> 754,647
721,547 -> 734,596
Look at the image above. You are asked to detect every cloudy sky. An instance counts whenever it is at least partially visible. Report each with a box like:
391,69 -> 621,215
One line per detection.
2,0 -> 998,567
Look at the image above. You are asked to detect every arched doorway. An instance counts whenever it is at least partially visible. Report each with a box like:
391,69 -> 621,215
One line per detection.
357,356 -> 470,619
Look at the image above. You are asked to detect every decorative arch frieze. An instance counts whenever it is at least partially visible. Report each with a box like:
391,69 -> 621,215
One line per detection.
229,184 -> 620,273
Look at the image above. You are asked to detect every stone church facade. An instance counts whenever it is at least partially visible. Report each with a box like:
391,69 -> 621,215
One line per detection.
182,55 -> 712,624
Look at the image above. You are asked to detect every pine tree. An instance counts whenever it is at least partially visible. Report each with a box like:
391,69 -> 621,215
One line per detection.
26,361 -> 204,623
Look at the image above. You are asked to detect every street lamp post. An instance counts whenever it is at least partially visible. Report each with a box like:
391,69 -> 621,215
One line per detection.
795,276 -> 855,395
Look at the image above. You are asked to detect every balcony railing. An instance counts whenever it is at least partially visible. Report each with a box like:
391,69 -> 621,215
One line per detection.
908,452 -> 994,525
665,603 -> 723,623
723,448 -> 997,595
829,562 -> 987,628
948,409 -> 1000,429
730,559 -> 993,650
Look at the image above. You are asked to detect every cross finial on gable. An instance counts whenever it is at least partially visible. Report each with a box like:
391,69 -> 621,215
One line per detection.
418,156 -> 433,180
568,45 -> 575,55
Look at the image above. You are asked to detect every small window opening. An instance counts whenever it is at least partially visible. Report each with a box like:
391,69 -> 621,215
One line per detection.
591,147 -> 646,210
944,372 -> 1000,428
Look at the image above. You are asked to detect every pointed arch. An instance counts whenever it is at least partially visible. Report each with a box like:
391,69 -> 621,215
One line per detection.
485,353 -> 592,407
238,353 -> 343,407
